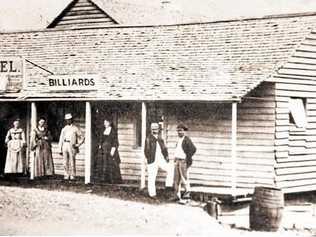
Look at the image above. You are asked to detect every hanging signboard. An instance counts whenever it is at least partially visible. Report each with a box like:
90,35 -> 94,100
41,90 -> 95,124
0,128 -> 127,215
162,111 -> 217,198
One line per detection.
0,57 -> 23,93
47,74 -> 99,91
0,57 -> 23,75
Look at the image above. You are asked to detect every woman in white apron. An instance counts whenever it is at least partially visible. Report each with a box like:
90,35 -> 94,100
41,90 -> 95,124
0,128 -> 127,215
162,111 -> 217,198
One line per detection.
4,118 -> 26,174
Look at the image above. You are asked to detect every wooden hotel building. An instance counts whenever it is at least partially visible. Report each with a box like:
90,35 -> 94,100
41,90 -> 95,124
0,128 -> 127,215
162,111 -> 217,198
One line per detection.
1,0 -> 316,197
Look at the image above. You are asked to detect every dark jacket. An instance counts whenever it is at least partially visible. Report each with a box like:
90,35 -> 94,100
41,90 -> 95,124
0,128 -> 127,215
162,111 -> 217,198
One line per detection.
144,134 -> 168,164
98,128 -> 120,164
181,136 -> 196,167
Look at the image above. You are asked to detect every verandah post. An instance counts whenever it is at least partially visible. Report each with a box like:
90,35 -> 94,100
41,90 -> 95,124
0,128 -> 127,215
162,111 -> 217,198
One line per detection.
31,102 -> 37,130
30,102 -> 37,179
231,102 -> 237,196
140,102 -> 147,189
85,101 -> 92,184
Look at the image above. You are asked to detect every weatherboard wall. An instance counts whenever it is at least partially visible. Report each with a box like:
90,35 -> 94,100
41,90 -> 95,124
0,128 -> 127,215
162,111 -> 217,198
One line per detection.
274,31 -> 316,193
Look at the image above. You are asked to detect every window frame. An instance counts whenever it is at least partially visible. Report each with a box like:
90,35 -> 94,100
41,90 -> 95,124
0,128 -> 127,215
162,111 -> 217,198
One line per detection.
289,97 -> 307,132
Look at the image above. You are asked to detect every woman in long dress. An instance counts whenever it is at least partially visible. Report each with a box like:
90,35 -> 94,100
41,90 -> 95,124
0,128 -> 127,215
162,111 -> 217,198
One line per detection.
97,118 -> 122,183
4,118 -> 26,174
30,117 -> 54,178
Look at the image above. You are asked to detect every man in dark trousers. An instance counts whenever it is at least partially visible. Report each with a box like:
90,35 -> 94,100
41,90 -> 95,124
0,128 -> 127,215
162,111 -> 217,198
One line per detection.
172,123 -> 196,201
144,123 -> 174,198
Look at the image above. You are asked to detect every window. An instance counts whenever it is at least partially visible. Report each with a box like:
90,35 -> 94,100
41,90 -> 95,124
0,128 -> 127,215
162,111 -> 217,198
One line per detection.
289,98 -> 307,129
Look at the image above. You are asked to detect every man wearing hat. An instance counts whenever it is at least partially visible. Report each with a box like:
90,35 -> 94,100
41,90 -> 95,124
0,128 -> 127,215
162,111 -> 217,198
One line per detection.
172,123 -> 196,201
144,122 -> 174,198
58,113 -> 85,180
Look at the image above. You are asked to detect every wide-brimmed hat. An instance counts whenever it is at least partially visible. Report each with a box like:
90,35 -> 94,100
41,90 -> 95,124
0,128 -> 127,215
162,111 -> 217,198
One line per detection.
177,123 -> 188,131
150,123 -> 159,130
64,113 -> 73,120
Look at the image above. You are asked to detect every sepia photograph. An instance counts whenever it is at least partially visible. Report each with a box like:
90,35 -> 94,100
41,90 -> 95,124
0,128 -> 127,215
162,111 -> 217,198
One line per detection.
1,0 -> 316,236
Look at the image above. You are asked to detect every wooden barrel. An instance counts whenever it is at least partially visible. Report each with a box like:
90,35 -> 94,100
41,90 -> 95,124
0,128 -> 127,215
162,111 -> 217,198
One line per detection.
249,186 -> 284,231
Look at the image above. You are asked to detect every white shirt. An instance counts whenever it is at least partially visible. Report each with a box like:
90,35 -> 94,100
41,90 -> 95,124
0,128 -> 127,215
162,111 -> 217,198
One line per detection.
103,127 -> 112,135
58,123 -> 84,152
175,136 -> 186,159
63,124 -> 77,141
155,140 -> 165,161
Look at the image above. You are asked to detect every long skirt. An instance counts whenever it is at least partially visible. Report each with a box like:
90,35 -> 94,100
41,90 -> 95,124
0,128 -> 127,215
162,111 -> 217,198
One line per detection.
104,153 -> 122,184
4,140 -> 24,173
33,144 -> 54,178
95,150 -> 122,183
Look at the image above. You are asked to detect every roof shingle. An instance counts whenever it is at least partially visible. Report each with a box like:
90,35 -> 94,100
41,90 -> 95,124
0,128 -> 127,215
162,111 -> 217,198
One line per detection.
1,14 -> 316,101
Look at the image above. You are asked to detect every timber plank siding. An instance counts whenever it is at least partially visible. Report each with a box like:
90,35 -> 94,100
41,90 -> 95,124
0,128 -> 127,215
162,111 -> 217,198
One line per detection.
4,13 -> 316,195
274,31 -> 316,193
117,110 -> 142,182
47,0 -> 118,29
162,86 -> 276,192
237,82 -> 276,190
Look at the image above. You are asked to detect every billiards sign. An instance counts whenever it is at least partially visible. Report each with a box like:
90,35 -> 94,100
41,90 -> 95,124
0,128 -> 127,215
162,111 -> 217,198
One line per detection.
47,74 -> 99,91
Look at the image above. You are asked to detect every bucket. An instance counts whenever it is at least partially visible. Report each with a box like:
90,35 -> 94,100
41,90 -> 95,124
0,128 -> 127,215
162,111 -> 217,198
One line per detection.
249,186 -> 284,231
206,197 -> 221,219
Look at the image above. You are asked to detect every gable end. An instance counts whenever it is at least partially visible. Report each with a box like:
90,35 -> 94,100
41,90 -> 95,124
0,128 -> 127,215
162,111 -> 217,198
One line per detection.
47,0 -> 118,29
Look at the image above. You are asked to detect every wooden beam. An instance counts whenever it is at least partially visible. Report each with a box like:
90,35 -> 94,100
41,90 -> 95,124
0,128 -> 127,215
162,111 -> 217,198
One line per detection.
140,102 -> 147,189
85,101 -> 92,184
29,102 -> 37,180
231,102 -> 237,196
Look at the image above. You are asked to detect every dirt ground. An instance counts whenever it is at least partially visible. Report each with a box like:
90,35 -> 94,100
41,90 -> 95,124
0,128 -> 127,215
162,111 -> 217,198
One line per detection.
0,178 -> 315,236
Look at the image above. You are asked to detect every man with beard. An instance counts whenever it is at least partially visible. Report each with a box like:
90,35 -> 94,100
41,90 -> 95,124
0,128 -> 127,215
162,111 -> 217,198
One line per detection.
144,123 -> 174,198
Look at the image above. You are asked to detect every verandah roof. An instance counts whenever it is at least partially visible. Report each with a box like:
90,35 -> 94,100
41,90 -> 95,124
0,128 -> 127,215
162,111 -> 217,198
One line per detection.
1,13 -> 316,101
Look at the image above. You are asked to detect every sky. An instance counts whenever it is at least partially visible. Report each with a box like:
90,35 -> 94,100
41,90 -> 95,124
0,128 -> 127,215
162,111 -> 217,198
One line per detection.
1,0 -> 316,31
0,0 -> 69,31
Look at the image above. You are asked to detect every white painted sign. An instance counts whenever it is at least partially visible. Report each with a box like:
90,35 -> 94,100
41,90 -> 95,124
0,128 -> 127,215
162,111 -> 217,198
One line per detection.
48,74 -> 99,91
0,57 -> 23,75
0,74 -> 9,92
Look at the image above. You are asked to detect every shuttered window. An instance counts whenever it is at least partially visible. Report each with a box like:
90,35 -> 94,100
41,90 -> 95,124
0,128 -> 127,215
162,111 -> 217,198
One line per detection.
289,98 -> 306,129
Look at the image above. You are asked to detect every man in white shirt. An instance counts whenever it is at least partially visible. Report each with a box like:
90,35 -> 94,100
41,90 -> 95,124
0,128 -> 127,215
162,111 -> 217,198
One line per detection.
172,123 -> 196,201
59,113 -> 85,180
144,123 -> 174,198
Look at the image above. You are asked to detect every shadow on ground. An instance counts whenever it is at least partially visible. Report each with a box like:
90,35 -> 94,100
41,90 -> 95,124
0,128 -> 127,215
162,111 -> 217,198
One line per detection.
0,176 -> 174,205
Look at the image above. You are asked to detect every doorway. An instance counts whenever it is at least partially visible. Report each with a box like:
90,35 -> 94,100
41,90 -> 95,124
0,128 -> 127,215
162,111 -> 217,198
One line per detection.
0,102 -> 27,175
91,102 -> 120,183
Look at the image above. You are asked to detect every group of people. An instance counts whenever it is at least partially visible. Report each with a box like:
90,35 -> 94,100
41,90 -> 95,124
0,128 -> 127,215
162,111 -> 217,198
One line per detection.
144,122 -> 196,202
0,114 -> 80,179
0,113 -> 123,183
1,112 -> 197,202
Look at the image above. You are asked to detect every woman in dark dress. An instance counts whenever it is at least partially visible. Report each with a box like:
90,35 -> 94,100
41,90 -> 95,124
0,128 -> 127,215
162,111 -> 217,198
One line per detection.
30,117 -> 54,179
97,118 -> 122,183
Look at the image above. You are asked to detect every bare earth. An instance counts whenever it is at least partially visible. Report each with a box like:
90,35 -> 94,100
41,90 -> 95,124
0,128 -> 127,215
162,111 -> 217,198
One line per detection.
0,182 -> 314,236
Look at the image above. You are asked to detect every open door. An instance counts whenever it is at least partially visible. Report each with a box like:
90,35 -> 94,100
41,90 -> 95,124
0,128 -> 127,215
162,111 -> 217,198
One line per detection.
91,102 -> 119,183
0,102 -> 27,176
